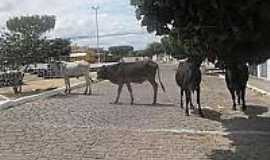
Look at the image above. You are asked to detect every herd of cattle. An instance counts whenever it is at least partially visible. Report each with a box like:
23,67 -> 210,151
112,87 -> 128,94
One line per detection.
95,58 -> 249,117
1,58 -> 249,117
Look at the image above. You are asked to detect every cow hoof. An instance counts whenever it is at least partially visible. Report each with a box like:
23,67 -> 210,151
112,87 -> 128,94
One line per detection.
199,112 -> 204,117
242,106 -> 247,111
185,113 -> 190,116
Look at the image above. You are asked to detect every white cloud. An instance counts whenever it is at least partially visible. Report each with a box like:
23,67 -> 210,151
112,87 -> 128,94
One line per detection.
0,0 -> 160,50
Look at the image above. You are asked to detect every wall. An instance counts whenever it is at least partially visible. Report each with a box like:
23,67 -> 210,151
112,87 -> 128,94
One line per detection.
267,60 -> 270,80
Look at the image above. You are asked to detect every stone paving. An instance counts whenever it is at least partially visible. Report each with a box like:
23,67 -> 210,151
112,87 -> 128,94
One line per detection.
248,77 -> 270,93
0,64 -> 270,160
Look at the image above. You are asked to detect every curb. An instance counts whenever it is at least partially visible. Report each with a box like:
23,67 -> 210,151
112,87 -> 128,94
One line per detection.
0,82 -> 86,110
218,74 -> 270,96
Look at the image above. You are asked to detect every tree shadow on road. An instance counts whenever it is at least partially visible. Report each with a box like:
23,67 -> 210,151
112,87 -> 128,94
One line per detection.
204,105 -> 270,160
110,102 -> 175,108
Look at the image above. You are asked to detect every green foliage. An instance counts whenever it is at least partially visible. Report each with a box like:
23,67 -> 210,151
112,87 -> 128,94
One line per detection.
108,45 -> 134,57
0,15 -> 70,69
144,42 -> 164,57
131,0 -> 270,64
161,36 -> 186,59
46,38 -> 71,59
7,15 -> 55,39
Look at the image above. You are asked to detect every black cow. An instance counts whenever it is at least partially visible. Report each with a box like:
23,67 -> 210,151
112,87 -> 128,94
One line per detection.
175,58 -> 204,117
225,63 -> 249,111
97,60 -> 166,105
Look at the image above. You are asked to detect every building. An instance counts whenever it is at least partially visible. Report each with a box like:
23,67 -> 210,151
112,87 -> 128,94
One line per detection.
249,60 -> 270,80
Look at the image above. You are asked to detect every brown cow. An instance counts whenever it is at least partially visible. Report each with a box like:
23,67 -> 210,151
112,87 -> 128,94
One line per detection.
97,60 -> 166,105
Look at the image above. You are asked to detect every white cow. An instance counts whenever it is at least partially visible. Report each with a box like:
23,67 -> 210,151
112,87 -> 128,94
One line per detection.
55,61 -> 92,95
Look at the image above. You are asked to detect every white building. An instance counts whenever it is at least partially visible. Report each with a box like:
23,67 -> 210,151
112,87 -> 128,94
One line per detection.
249,60 -> 270,80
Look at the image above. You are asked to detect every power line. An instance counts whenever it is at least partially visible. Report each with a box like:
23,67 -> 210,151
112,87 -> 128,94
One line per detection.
66,31 -> 147,40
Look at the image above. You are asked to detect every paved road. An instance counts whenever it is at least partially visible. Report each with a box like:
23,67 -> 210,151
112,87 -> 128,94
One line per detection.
0,64 -> 270,160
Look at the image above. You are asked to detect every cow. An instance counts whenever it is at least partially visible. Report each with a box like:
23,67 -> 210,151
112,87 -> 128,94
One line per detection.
0,71 -> 24,94
97,60 -> 166,105
175,57 -> 204,117
225,63 -> 249,111
55,61 -> 92,95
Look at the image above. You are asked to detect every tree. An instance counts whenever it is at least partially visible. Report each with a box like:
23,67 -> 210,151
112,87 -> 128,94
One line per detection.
161,36 -> 186,59
7,15 -> 55,39
131,0 -> 270,64
0,15 -> 71,68
144,42 -> 164,57
46,38 -> 71,60
108,45 -> 134,57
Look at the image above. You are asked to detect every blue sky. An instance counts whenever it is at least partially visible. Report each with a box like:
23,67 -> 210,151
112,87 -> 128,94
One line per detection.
0,0 -> 161,50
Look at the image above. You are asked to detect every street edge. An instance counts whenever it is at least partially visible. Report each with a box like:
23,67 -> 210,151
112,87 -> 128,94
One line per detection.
0,82 -> 86,110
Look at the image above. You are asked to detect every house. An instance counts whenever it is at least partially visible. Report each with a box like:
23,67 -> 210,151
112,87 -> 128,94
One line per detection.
70,52 -> 97,63
249,60 -> 270,80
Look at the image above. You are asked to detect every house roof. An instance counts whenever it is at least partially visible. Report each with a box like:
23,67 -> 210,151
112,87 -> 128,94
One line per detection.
70,53 -> 88,57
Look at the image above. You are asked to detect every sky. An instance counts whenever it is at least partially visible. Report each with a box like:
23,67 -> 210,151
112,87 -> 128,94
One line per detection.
0,0 -> 161,50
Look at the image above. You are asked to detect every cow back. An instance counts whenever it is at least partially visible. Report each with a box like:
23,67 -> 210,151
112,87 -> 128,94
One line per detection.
103,60 -> 158,84
225,63 -> 249,89
176,61 -> 201,90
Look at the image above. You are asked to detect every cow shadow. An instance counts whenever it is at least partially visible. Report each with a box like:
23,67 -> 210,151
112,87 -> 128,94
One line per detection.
109,102 -> 175,108
133,103 -> 175,108
205,105 -> 270,160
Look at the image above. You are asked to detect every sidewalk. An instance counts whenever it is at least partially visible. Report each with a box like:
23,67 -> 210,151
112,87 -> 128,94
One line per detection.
248,77 -> 270,95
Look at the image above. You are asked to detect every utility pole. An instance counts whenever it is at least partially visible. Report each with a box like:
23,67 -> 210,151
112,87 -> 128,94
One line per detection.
92,6 -> 100,63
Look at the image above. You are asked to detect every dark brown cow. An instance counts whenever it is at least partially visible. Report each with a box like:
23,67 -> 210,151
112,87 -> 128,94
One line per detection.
225,63 -> 249,111
97,60 -> 166,105
175,58 -> 204,117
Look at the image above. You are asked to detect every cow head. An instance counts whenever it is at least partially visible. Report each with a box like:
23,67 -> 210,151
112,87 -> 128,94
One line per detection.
188,56 -> 205,68
97,65 -> 109,80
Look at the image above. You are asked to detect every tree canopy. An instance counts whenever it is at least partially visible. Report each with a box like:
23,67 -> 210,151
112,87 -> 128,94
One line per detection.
7,15 -> 55,39
131,0 -> 270,64
0,15 -> 70,69
161,36 -> 186,59
108,45 -> 134,57
144,42 -> 164,57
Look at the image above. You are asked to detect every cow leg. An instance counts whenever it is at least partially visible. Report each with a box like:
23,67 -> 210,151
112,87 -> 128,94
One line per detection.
126,83 -> 134,105
114,84 -> 123,104
185,90 -> 190,116
64,78 -> 68,94
197,87 -> 204,117
229,89 -> 236,110
190,92 -> 195,110
180,88 -> 184,109
67,78 -> 71,94
88,78 -> 92,95
237,90 -> 241,105
149,80 -> 158,105
84,75 -> 89,95
13,86 -> 18,94
241,87 -> 247,111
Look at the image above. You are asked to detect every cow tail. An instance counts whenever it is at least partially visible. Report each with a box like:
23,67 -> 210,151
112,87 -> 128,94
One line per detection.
157,65 -> 166,92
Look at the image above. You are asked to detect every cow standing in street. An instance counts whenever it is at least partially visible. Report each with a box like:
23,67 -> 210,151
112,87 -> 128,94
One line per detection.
175,57 -> 204,117
55,61 -> 92,95
97,60 -> 166,105
225,63 -> 249,111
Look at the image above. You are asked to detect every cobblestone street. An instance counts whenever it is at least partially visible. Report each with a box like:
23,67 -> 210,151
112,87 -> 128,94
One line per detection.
0,64 -> 270,160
